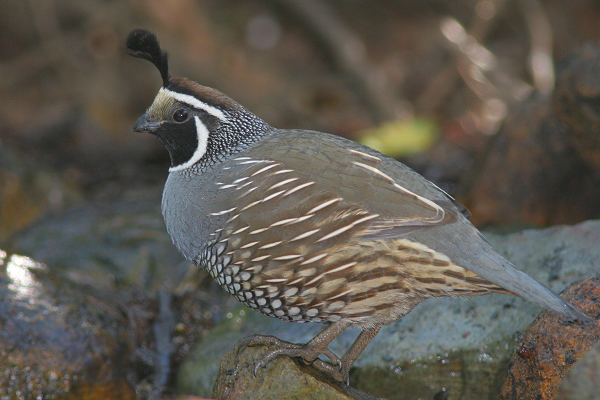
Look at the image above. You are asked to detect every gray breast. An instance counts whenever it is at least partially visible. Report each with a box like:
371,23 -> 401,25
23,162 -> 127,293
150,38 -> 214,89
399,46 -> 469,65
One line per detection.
162,167 -> 225,263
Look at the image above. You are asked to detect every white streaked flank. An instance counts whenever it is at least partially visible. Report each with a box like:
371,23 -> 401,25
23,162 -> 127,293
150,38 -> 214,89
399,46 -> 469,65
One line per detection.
266,278 -> 288,283
347,148 -> 381,162
270,217 -> 299,227
218,184 -> 236,189
324,262 -> 357,275
325,288 -> 353,301
352,161 -> 394,183
272,254 -> 302,261
225,214 -> 239,223
283,181 -> 315,197
300,253 -> 328,265
290,214 -> 315,224
289,228 -> 320,242
261,189 -> 286,203
231,226 -> 250,235
316,224 -> 355,242
353,160 -> 446,220
238,187 -> 258,198
351,214 -> 380,225
237,160 -> 269,165
240,199 -> 262,211
209,207 -> 237,216
249,227 -> 270,234
251,255 -> 270,262
236,181 -> 254,190
240,241 -> 260,249
267,177 -> 299,191
305,274 -> 324,286
298,267 -> 317,277
251,163 -> 280,176
393,183 -> 445,219
307,198 -> 342,214
259,241 -> 283,250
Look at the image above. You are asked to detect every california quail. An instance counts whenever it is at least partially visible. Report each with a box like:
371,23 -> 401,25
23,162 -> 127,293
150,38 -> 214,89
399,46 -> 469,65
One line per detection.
126,29 -> 589,383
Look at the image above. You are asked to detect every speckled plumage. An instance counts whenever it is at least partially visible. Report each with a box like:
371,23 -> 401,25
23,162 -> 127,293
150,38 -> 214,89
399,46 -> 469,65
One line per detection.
127,29 -> 589,383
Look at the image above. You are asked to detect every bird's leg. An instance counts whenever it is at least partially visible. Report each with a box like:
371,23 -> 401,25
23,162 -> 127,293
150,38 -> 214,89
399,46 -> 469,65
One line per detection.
338,325 -> 382,384
239,321 -> 351,379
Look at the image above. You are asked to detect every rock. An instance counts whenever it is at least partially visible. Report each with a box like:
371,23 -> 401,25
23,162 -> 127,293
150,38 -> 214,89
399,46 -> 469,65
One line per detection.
499,277 -> 600,399
558,339 -> 600,400
0,251 -> 150,399
212,339 -> 383,400
176,220 -> 599,399
6,188 -> 189,291
3,192 -> 227,398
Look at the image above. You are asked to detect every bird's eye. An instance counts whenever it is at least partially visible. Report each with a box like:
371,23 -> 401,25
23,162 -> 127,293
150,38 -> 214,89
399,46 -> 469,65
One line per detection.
173,109 -> 189,122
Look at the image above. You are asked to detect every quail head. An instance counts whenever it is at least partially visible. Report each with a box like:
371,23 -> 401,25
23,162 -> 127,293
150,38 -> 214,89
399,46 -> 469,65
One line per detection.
127,29 -> 589,382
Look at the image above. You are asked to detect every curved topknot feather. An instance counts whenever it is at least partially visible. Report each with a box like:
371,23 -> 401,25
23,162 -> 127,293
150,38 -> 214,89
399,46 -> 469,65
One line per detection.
126,29 -> 170,86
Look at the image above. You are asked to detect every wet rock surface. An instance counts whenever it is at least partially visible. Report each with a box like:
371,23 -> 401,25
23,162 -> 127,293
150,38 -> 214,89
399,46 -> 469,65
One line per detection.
6,187 -> 185,291
499,277 -> 600,400
0,251 -> 145,400
1,190 -> 224,399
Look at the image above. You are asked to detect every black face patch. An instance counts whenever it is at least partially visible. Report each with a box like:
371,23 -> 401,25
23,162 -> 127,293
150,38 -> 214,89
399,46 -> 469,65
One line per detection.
154,119 -> 198,168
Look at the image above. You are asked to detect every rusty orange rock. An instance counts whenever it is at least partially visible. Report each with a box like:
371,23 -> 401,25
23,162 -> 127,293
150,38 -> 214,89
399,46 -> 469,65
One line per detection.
499,277 -> 600,399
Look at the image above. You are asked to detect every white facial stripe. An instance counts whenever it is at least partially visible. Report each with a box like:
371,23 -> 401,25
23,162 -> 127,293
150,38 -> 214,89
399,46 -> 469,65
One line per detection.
169,116 -> 209,172
160,88 -> 227,122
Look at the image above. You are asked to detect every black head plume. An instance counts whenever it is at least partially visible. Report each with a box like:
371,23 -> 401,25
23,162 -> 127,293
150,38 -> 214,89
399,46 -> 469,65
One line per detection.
126,29 -> 170,86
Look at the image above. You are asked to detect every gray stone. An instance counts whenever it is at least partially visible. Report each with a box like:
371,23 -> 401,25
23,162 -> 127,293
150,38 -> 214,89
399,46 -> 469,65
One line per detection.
558,340 -> 600,400
212,340 -> 383,400
0,251 -> 142,399
6,188 -> 191,292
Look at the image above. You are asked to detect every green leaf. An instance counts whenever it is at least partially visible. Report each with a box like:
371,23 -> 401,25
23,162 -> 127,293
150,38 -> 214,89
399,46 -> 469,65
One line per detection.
358,118 -> 438,158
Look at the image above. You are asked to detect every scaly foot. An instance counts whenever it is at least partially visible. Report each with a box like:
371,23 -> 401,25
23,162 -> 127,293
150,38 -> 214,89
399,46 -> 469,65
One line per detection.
237,334 -> 342,376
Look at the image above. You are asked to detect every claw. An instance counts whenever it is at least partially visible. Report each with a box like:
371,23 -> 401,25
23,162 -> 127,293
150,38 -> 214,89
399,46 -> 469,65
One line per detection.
236,322 -> 356,383
236,333 -> 345,380
237,334 -> 295,354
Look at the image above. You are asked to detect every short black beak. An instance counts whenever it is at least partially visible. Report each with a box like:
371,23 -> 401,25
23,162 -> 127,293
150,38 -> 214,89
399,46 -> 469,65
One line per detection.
133,113 -> 160,133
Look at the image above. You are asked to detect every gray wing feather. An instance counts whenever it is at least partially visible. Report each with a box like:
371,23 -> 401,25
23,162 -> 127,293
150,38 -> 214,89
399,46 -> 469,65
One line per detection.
225,129 -> 591,321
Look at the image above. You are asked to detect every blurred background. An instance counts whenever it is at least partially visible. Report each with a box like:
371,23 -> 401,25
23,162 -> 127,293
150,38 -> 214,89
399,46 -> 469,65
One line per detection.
2,0 -> 600,239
